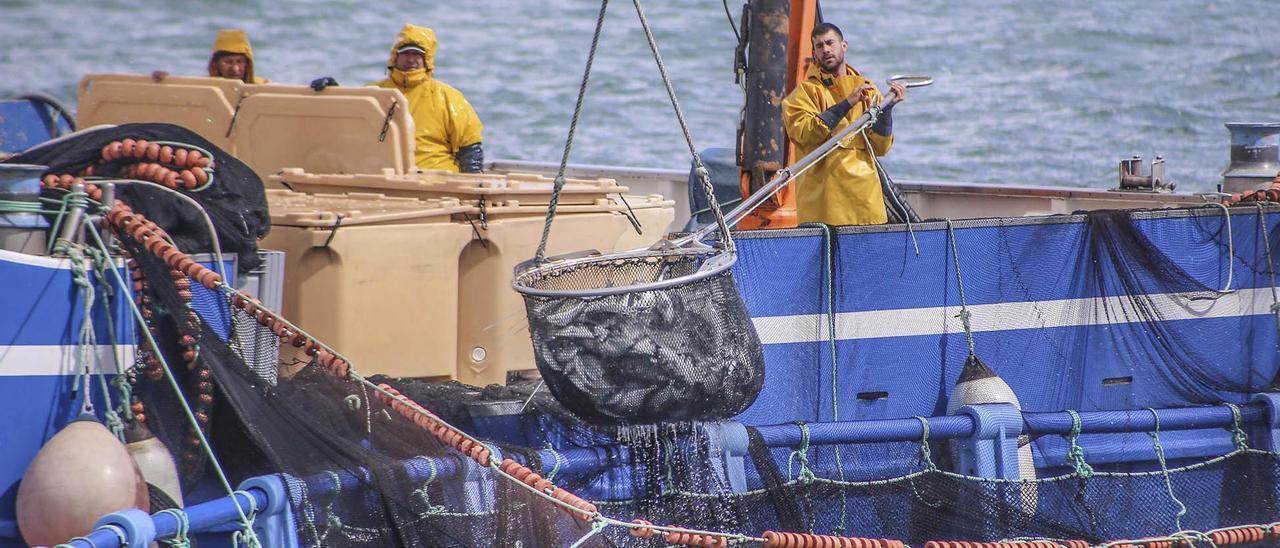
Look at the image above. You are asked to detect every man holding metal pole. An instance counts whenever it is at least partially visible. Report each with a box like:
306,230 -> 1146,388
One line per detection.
782,22 -> 906,225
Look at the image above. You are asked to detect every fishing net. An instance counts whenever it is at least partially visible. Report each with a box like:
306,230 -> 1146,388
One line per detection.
97,190 -> 1280,548
5,122 -> 270,273
516,251 -> 765,425
508,0 -> 766,426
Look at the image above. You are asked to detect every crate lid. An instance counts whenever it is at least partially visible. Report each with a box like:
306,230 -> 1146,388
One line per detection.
272,167 -> 627,204
266,189 -> 468,227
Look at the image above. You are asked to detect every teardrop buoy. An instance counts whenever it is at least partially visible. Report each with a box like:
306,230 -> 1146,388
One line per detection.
16,414 -> 149,546
124,421 -> 184,508
946,354 -> 1038,511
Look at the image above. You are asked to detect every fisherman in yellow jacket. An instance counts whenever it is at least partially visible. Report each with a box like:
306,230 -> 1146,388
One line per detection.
372,24 -> 485,173
782,23 -> 906,226
152,29 -> 269,84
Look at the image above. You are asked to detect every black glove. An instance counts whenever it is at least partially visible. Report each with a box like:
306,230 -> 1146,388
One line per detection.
309,77 -> 339,92
456,142 -> 484,173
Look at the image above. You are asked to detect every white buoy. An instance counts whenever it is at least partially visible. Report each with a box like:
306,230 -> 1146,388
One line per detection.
124,421 -> 184,508
946,354 -> 1038,511
16,415 -> 149,546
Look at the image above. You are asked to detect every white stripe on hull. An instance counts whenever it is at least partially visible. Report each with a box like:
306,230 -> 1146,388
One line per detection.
752,286 -> 1278,344
0,345 -> 136,376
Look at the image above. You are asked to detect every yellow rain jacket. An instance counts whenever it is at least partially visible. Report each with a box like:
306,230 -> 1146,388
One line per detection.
782,63 -> 893,225
208,29 -> 269,84
372,24 -> 484,172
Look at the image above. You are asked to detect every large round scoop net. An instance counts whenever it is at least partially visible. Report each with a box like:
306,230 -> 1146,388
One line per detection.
515,248 -> 764,425
513,1 -> 764,426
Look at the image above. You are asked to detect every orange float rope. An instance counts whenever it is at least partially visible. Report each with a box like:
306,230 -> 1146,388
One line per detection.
1226,172 -> 1280,206
923,542 -> 1087,548
93,138 -> 215,190
765,531 -> 906,547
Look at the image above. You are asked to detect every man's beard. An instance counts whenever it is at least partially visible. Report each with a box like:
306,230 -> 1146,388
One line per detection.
820,56 -> 842,73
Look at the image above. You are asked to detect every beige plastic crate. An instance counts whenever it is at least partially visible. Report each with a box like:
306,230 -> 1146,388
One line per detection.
77,74 -> 243,153
233,86 -> 414,180
75,75 -> 416,179
261,189 -> 472,379
272,167 -> 628,206
453,194 -> 675,386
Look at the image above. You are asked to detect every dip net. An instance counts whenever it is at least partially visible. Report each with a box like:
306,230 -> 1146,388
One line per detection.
515,250 -> 765,425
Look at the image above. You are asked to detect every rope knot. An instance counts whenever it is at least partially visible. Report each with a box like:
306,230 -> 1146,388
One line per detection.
787,422 -> 817,484
1225,403 -> 1250,452
1063,410 -> 1094,478
913,416 -> 938,472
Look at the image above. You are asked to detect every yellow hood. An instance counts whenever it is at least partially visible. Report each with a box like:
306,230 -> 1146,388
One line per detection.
387,24 -> 437,72
211,29 -> 254,61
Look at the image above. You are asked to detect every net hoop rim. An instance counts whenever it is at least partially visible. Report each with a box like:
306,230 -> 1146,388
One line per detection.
512,248 -> 738,298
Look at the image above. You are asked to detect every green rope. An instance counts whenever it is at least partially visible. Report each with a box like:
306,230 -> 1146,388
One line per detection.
410,457 -> 447,514
78,245 -> 126,439
1146,408 -> 1187,532
0,198 -> 49,213
545,445 -> 564,482
945,220 -> 979,357
156,508 -> 192,548
89,248 -> 135,424
86,224 -> 262,548
799,222 -> 849,533
64,245 -> 102,419
908,416 -> 943,508
1063,410 -> 1094,478
661,434 -> 677,495
787,422 -> 817,484
1225,403 -> 1250,452
914,416 -> 938,471
230,490 -> 262,548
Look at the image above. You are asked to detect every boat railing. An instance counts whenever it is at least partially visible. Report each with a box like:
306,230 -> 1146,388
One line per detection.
58,399 -> 1280,547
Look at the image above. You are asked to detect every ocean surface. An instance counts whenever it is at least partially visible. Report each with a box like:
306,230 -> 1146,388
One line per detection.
1,0 -> 1276,191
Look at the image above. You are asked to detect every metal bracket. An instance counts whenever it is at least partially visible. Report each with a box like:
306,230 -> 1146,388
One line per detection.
702,421 -> 749,493
1249,393 -> 1280,452
954,403 -> 1023,480
239,475 -> 301,548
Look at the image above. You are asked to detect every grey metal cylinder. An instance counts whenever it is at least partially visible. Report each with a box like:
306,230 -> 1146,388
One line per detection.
0,163 -> 50,254
1222,122 -> 1280,193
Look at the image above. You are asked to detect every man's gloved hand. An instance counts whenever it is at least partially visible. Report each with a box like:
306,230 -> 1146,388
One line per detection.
456,142 -> 485,173
310,77 -> 339,92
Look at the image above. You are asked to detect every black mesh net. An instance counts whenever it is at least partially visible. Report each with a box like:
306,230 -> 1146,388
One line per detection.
518,252 -> 766,425
6,122 -> 270,273
113,202 -> 1280,548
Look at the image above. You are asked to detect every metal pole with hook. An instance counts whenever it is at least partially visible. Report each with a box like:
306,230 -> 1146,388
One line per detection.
677,75 -> 934,248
